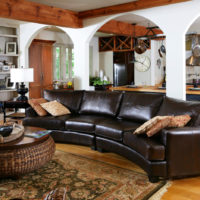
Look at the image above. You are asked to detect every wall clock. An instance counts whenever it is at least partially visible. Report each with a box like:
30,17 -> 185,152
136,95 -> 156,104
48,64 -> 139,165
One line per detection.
135,55 -> 151,72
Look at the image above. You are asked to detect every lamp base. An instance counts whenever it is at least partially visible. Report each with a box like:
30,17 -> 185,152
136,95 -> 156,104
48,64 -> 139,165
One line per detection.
17,83 -> 29,102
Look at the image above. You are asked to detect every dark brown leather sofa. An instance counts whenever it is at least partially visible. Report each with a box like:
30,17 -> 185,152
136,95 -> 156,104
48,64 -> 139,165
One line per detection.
23,90 -> 200,182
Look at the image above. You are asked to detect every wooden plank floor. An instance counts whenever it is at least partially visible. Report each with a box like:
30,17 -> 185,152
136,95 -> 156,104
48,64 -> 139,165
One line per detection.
56,143 -> 200,200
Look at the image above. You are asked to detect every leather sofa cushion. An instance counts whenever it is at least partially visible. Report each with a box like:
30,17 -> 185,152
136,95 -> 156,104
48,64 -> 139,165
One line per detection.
157,96 -> 200,126
95,119 -> 141,142
123,132 -> 165,161
23,115 -> 72,130
79,91 -> 123,117
118,92 -> 164,122
44,90 -> 83,113
65,115 -> 109,133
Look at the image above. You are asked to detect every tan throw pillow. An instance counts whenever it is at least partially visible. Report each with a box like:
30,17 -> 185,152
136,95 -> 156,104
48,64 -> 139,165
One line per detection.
168,115 -> 191,128
134,116 -> 169,135
146,117 -> 171,137
28,98 -> 48,116
41,100 -> 71,116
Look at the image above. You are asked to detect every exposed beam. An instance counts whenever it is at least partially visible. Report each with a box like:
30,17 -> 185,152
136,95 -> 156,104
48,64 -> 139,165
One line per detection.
99,20 -> 163,37
1,0 -> 82,28
79,0 -> 191,19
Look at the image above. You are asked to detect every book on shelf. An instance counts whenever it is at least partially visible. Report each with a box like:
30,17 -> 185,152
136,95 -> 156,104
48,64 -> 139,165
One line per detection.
25,130 -> 51,138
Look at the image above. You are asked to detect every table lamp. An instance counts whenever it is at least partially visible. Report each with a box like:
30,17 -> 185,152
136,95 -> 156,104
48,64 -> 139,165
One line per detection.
10,68 -> 34,101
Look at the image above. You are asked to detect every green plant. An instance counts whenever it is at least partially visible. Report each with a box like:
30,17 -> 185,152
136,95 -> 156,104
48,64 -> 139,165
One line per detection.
90,76 -> 110,86
89,76 -> 100,86
93,80 -> 110,86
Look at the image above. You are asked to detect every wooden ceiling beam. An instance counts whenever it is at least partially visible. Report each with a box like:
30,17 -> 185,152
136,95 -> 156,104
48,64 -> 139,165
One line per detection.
98,20 -> 163,37
1,0 -> 82,28
79,0 -> 191,19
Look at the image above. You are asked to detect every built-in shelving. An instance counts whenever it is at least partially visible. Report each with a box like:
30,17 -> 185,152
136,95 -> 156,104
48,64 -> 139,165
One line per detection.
0,26 -> 19,75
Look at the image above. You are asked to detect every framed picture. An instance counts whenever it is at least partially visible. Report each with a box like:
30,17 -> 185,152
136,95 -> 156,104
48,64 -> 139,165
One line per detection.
6,42 -> 17,54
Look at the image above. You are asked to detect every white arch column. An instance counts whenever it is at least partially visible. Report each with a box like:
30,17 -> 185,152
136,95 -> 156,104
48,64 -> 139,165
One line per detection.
19,23 -> 47,68
73,40 -> 90,90
61,25 -> 99,90
166,31 -> 186,100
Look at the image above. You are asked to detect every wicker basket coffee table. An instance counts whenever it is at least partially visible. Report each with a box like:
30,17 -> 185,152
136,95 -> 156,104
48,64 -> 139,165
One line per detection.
0,126 -> 55,178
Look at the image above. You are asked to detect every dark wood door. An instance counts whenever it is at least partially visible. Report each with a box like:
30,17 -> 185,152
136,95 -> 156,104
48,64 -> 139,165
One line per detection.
29,39 -> 55,98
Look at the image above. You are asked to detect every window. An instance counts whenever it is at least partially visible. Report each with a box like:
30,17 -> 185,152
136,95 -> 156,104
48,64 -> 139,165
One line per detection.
53,44 -> 74,81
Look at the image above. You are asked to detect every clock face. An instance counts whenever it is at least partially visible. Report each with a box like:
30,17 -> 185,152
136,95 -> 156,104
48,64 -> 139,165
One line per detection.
135,56 -> 151,72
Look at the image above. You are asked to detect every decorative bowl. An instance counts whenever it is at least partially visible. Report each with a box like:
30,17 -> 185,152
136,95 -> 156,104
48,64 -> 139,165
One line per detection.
0,125 -> 13,137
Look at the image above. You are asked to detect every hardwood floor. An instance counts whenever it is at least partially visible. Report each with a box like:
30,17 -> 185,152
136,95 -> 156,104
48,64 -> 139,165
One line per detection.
56,143 -> 200,200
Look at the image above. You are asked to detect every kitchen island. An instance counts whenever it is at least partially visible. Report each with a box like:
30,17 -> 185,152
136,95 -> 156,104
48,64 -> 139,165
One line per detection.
110,85 -> 200,101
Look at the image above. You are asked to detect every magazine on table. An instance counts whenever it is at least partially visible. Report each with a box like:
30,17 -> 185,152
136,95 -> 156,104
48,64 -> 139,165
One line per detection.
25,130 -> 52,138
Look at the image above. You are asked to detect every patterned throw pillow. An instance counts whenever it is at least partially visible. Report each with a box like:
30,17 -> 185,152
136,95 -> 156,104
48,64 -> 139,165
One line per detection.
134,116 -> 169,135
28,98 -> 48,116
146,117 -> 171,137
41,100 -> 71,117
168,115 -> 191,128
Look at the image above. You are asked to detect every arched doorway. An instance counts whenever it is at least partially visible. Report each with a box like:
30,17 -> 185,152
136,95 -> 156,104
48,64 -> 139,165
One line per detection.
185,16 -> 200,101
21,25 -> 74,98
88,13 -> 166,90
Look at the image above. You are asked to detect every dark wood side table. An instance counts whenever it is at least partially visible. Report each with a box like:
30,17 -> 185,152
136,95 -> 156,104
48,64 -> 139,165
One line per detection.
2,100 -> 30,123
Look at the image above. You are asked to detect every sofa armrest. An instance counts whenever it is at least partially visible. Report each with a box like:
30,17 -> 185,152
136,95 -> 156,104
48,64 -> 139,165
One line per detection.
25,107 -> 38,117
164,127 -> 200,178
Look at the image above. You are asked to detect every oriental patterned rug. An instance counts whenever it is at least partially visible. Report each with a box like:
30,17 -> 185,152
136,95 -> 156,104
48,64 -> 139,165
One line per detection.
0,150 -> 166,200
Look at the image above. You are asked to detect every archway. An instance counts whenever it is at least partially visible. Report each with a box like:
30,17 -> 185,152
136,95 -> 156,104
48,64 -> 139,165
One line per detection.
88,13 -> 166,90
19,24 -> 74,98
185,16 -> 200,101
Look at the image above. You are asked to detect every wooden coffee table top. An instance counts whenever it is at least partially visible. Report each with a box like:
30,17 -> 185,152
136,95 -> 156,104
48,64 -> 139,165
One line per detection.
0,126 -> 50,150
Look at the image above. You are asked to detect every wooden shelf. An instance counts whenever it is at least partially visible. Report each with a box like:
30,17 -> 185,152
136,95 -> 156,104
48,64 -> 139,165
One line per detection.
0,34 -> 18,38
99,36 -> 151,52
0,54 -> 19,57
0,71 -> 10,74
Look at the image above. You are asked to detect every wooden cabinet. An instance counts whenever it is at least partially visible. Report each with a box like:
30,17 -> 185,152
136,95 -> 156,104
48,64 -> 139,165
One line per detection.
29,39 -> 55,98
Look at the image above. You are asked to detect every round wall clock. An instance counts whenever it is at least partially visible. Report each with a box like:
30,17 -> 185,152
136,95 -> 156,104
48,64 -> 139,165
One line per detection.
135,55 -> 151,72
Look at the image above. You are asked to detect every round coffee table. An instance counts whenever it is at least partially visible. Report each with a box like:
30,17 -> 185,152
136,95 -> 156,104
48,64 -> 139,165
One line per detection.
0,126 -> 55,178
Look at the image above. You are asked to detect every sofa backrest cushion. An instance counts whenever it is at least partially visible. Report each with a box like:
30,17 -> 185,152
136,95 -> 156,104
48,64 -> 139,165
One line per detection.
79,91 -> 123,117
44,90 -> 83,113
118,92 -> 164,122
157,96 -> 200,126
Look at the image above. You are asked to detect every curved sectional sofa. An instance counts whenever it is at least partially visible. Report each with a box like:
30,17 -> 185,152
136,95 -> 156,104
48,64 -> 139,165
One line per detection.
23,90 -> 200,182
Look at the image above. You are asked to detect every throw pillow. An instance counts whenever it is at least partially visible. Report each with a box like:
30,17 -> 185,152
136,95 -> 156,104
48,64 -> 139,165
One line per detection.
41,100 -> 71,116
168,115 -> 191,128
28,98 -> 48,116
146,117 -> 172,137
134,116 -> 169,135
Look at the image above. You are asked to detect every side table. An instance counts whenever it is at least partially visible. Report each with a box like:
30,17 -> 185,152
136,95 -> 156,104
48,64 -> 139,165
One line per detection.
2,100 -> 30,123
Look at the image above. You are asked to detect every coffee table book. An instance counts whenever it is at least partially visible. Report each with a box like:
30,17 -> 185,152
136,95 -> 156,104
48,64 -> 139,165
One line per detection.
25,130 -> 52,138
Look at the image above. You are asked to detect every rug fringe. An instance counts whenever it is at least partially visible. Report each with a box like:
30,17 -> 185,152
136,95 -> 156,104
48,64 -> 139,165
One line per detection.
148,181 -> 172,200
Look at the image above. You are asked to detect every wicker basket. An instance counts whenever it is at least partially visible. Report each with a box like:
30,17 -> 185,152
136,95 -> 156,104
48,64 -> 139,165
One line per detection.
0,136 -> 55,178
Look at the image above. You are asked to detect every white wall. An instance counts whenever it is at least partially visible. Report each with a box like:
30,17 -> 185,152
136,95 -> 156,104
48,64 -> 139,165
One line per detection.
151,40 -> 166,85
99,51 -> 113,83
134,50 -> 151,85
89,36 -> 99,77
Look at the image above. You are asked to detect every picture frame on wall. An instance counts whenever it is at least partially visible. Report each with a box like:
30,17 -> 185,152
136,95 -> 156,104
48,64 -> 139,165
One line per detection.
6,42 -> 17,55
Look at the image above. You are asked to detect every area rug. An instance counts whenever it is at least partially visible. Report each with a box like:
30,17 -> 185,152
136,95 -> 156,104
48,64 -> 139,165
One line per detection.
0,150 -> 166,200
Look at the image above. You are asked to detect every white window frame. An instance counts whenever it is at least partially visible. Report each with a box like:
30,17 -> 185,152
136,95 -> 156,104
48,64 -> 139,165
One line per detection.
53,43 -> 74,81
